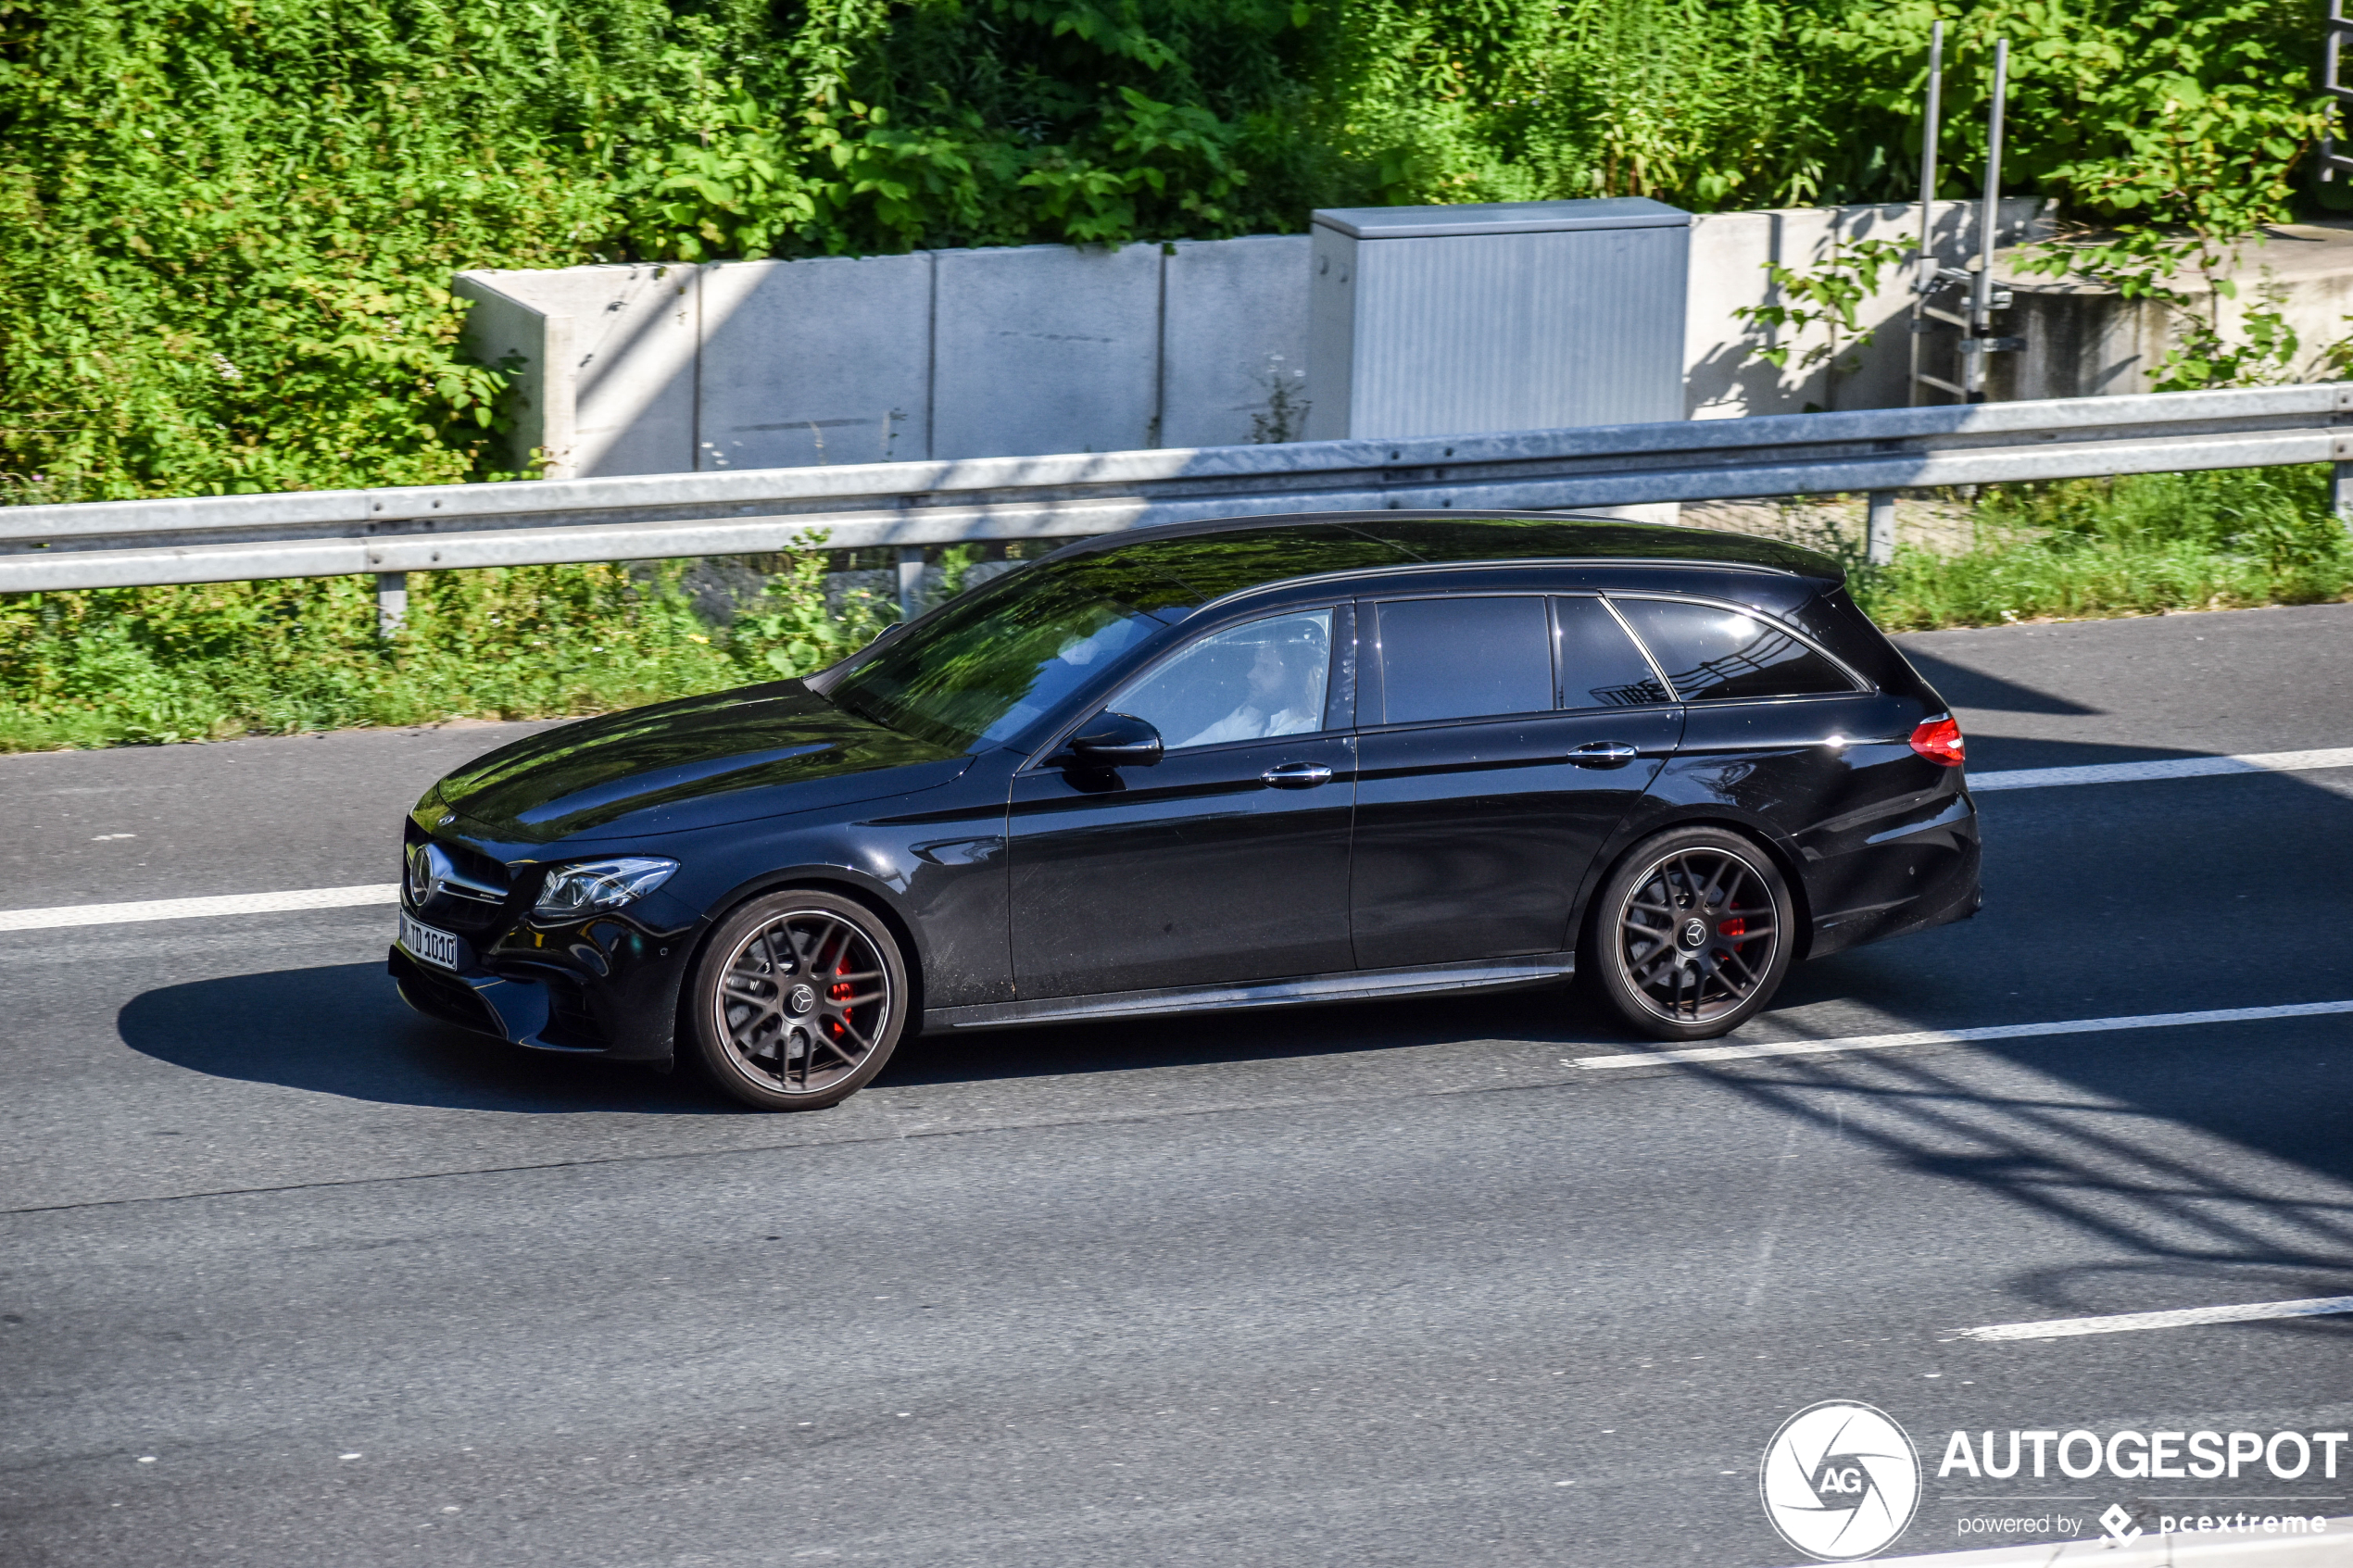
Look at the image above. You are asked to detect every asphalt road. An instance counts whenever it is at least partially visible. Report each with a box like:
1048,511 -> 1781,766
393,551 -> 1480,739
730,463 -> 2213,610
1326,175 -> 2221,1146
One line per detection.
5,604 -> 2352,1567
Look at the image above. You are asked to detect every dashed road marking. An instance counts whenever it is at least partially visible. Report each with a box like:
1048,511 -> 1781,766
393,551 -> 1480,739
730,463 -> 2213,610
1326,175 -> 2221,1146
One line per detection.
0,884 -> 399,933
1951,1295 -> 2353,1342
1970,746 -> 2353,791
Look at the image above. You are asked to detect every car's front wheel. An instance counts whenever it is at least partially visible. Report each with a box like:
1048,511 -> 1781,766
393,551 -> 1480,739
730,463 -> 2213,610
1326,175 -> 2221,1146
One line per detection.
687,890 -> 909,1110
1586,826 -> 1793,1041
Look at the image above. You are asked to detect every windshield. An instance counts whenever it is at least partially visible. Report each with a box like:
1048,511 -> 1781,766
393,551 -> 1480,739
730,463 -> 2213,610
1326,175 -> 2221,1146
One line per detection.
815,558 -> 1195,751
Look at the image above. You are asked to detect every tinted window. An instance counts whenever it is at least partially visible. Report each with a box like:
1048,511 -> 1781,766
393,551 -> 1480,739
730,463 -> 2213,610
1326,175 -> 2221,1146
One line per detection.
1611,597 -> 1856,702
819,559 -> 1186,750
1554,596 -> 1669,709
1107,610 -> 1333,751
1374,596 -> 1552,724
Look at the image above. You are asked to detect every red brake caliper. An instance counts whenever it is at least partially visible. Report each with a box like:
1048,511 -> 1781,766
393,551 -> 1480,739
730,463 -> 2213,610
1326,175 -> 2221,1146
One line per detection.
828,953 -> 854,1035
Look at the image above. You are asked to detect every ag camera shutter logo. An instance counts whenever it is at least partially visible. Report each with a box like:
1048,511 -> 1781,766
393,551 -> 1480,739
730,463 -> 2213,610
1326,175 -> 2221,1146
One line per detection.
1760,1401 -> 1922,1561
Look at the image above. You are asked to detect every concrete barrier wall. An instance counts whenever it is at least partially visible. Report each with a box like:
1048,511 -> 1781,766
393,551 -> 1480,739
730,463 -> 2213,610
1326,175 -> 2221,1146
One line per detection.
1685,196 -> 2050,419
459,237 -> 1314,478
1161,236 -> 1315,446
698,254 -> 932,471
455,201 -> 2053,478
931,244 -> 1166,458
1991,220 -> 2353,401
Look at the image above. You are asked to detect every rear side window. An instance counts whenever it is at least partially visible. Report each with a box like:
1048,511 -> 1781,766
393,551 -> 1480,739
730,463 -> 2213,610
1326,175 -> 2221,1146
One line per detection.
1373,596 -> 1552,723
1612,597 -> 1856,702
1554,596 -> 1670,709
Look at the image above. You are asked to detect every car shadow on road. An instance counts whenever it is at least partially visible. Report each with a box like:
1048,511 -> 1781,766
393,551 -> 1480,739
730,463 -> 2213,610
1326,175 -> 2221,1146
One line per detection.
1667,1022 -> 2353,1333
1898,647 -> 2104,717
116,962 -> 731,1114
1615,748 -> 2353,1328
875,979 -> 1623,1089
117,952 -> 1629,1110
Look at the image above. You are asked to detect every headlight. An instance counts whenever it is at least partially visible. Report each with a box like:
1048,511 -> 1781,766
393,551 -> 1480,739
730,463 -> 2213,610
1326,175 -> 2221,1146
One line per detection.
532,857 -> 679,920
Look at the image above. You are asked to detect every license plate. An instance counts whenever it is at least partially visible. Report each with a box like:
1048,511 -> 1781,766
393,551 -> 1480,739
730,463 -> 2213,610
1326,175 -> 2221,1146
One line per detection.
399,909 -> 462,972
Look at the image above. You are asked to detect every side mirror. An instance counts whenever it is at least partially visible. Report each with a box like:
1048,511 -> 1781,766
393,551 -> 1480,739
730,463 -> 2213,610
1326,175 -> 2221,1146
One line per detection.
1063,712 -> 1164,770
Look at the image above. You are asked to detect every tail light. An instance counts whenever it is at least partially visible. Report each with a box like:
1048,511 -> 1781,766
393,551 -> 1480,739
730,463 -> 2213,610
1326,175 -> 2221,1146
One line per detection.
1908,714 -> 1965,767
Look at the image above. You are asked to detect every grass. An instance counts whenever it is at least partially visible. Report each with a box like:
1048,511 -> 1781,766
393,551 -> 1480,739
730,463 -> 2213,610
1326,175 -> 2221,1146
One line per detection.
1,470 -> 2346,753
1853,466 -> 2353,632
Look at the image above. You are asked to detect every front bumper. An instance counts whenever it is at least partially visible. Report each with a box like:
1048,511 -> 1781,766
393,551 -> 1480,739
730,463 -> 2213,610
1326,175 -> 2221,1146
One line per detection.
389,897 -> 704,1063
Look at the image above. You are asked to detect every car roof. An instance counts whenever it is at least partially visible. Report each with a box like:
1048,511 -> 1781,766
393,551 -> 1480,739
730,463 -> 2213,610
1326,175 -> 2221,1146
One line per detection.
1030,512 -> 1843,613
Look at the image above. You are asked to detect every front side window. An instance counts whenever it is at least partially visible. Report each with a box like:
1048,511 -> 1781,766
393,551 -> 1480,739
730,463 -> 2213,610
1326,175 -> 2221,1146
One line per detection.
1611,597 -> 1856,702
1107,610 -> 1334,751
1373,595 -> 1552,724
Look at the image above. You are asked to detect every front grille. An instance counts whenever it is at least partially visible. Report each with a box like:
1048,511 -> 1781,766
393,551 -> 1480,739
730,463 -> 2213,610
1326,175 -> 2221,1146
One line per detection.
401,826 -> 519,935
436,836 -> 511,893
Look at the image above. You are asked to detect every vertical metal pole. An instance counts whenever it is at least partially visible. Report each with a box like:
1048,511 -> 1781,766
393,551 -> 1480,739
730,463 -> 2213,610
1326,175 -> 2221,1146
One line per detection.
1967,38 -> 2009,402
897,546 -> 925,621
1867,492 -> 1898,566
1909,20 -> 1944,408
2334,461 -> 2353,531
2329,0 -> 2347,182
375,571 -> 409,636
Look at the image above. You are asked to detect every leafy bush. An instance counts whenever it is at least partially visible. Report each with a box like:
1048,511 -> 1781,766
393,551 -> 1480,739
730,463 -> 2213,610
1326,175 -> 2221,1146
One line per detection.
0,554 -> 892,752
0,0 -> 1309,500
4,0 -> 2333,503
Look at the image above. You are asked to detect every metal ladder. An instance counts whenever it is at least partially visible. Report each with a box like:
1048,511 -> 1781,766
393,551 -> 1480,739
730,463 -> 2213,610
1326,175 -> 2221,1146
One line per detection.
1869,24 -> 2025,564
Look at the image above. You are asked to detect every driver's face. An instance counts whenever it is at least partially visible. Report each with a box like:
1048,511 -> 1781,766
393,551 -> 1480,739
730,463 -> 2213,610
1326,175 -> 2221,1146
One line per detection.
1247,643 -> 1289,698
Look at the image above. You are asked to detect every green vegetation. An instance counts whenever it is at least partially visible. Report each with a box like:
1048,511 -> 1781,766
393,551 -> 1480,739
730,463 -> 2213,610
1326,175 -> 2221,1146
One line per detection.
0,553 -> 892,752
1,0 -> 2331,500
1,0 -> 2343,750
1857,467 -> 2353,632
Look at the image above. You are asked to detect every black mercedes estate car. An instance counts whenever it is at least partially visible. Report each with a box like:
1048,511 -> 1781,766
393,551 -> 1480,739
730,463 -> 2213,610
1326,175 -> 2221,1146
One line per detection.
392,513 -> 1980,1110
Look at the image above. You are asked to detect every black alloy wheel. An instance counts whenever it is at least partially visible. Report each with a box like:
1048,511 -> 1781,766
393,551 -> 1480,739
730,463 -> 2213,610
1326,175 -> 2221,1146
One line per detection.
1586,826 -> 1794,1041
688,890 -> 909,1110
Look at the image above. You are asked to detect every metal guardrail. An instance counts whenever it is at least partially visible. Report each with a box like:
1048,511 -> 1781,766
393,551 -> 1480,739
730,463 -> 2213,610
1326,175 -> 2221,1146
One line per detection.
3,383 -> 2348,596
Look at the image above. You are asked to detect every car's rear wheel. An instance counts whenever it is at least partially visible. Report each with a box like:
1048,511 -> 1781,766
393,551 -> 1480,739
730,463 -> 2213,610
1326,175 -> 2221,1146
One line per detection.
687,890 -> 908,1110
1586,826 -> 1793,1041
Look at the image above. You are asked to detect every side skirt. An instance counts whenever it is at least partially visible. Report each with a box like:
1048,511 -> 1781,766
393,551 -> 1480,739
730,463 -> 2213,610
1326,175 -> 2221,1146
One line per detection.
922,953 -> 1577,1034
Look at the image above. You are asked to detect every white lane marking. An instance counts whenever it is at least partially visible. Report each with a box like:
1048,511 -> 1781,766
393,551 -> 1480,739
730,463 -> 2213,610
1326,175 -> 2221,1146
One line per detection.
1970,746 -> 2353,791
0,884 -> 400,932
1953,1295 -> 2353,1342
1568,999 -> 2353,1070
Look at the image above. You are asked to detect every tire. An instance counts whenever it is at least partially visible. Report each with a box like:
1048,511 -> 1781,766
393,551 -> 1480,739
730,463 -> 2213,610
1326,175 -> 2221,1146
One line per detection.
686,889 -> 910,1110
1584,826 -> 1794,1042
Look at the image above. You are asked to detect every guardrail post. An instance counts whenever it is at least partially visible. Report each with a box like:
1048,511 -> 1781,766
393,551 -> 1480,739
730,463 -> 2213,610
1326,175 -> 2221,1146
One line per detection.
2334,461 -> 2353,532
1866,491 -> 1897,566
375,572 -> 409,636
897,546 -> 925,619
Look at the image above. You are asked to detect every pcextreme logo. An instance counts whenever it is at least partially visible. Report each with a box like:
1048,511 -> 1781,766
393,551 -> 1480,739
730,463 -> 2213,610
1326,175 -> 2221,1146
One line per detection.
1759,1401 -> 1924,1562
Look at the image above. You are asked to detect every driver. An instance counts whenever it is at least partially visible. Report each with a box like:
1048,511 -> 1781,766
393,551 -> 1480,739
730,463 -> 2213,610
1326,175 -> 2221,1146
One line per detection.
1179,625 -> 1327,747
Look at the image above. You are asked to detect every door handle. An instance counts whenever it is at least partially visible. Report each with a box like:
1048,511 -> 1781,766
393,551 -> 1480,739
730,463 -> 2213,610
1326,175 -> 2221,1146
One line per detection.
1566,742 -> 1640,769
1262,761 -> 1333,788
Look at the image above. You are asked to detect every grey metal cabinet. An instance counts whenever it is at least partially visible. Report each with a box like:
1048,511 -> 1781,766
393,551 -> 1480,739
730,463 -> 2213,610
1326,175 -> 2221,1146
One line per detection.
1304,198 -> 1690,441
